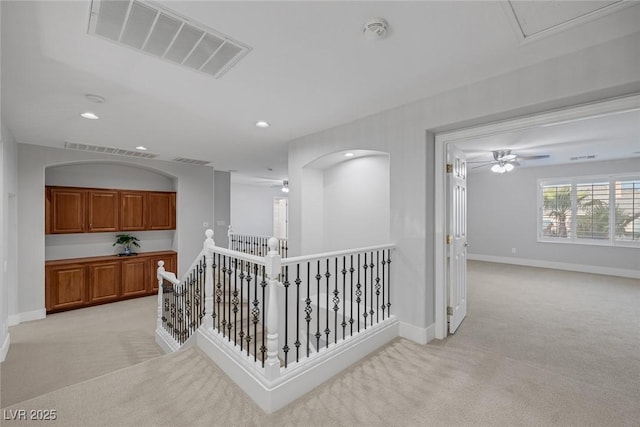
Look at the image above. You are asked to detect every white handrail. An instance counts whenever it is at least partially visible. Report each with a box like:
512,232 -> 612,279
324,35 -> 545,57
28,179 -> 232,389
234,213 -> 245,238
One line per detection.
281,243 -> 395,266
211,245 -> 266,265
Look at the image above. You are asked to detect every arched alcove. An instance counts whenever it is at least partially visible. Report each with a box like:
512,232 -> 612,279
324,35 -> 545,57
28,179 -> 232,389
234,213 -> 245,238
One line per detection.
44,161 -> 178,261
301,150 -> 390,253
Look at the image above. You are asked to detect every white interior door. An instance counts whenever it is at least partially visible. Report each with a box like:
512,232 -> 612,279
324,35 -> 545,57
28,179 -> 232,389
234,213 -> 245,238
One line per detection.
447,145 -> 467,334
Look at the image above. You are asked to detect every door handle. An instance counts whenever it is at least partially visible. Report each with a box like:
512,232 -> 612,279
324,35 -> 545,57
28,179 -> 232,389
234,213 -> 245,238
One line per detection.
464,242 -> 469,247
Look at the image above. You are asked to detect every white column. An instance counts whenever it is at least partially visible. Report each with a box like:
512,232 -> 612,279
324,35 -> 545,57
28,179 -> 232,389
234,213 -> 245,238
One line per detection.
264,237 -> 281,380
204,229 -> 216,330
156,260 -> 165,331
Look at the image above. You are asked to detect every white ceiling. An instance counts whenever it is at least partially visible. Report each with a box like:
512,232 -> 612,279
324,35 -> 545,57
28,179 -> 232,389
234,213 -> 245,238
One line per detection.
2,1 -> 640,181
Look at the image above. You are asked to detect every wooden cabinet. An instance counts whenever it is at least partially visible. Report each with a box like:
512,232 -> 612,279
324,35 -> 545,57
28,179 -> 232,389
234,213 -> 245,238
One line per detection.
50,188 -> 86,234
45,251 -> 177,313
120,191 -> 146,231
88,261 -> 120,303
147,192 -> 176,230
46,264 -> 88,312
88,190 -> 119,232
45,186 -> 176,234
121,258 -> 148,297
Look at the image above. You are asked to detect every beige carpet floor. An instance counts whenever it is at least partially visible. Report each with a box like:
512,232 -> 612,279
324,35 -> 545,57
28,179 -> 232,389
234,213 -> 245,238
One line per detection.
2,262 -> 639,426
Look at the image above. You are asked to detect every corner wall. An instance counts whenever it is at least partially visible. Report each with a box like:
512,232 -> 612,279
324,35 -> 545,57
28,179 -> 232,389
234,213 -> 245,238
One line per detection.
287,32 -> 640,339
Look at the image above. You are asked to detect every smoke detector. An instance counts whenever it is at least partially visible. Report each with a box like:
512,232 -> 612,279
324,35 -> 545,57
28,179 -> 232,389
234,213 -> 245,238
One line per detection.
363,18 -> 388,40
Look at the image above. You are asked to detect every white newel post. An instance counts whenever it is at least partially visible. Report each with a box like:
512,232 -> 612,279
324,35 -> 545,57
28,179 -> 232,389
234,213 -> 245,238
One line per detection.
227,225 -> 234,250
265,237 -> 281,380
156,260 -> 165,330
204,229 -> 216,330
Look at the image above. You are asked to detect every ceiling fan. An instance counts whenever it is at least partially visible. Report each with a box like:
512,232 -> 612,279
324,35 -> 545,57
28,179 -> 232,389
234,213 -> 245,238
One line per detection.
469,150 -> 549,173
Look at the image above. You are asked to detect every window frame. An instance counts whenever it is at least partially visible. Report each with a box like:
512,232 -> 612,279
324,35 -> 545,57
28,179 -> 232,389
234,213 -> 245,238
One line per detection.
537,173 -> 640,248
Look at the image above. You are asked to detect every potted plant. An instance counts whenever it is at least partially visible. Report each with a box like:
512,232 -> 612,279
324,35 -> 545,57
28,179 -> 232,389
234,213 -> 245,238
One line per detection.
113,234 -> 140,256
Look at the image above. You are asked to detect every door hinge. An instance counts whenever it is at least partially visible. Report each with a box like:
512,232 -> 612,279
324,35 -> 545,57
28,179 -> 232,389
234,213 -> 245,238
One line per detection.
447,306 -> 453,316
446,235 -> 453,245
446,163 -> 453,173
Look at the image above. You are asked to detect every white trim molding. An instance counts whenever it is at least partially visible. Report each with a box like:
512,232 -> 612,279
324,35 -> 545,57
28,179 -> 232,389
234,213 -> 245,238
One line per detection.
1,333 -> 10,362
8,308 -> 46,326
399,322 -> 436,345
468,253 -> 640,280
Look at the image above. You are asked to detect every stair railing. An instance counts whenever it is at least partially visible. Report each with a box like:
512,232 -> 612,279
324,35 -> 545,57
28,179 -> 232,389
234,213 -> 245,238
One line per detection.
158,229 -> 396,385
228,225 -> 288,258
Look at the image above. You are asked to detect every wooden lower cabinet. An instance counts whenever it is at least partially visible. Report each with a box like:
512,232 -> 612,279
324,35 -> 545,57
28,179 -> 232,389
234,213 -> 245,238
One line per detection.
45,251 -> 177,313
88,261 -> 120,303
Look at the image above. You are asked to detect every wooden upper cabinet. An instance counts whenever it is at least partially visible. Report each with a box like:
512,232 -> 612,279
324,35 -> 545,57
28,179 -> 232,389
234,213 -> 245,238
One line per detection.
45,186 -> 176,234
120,191 -> 146,231
147,192 -> 176,230
88,190 -> 119,232
50,188 -> 86,234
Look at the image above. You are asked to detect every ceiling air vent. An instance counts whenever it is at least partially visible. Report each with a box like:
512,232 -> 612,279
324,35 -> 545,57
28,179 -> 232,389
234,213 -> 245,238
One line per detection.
88,0 -> 251,78
65,142 -> 158,159
172,157 -> 211,166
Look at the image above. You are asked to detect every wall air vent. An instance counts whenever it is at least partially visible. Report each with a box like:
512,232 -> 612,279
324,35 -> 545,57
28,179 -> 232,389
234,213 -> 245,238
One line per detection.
88,0 -> 251,79
172,157 -> 211,166
569,155 -> 597,161
64,142 -> 158,159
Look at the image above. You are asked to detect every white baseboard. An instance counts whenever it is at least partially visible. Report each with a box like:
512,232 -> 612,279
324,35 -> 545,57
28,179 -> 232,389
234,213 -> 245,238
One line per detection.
198,317 -> 399,413
468,254 -> 640,279
8,309 -> 46,326
399,322 -> 435,344
155,328 -> 181,353
1,333 -> 10,362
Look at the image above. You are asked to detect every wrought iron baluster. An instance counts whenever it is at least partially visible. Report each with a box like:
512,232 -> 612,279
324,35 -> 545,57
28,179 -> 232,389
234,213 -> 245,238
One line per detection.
376,251 -> 381,324
315,260 -> 322,351
239,260 -> 245,352
227,257 -> 233,341
295,264 -> 301,363
324,259 -> 331,348
252,264 -> 259,361
387,249 -> 392,315
260,265 -> 267,366
356,254 -> 361,333
245,262 -> 253,356
215,253 -> 222,331
341,256 -> 347,340
305,262 -> 311,358
333,257 -> 339,344
369,253 -> 375,327
349,255 -> 354,336
363,253 -> 368,330
283,266 -> 290,367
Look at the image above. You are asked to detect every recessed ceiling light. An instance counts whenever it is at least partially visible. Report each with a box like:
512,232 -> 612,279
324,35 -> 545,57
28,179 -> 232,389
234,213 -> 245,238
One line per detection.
256,121 -> 269,128
345,152 -> 355,157
136,146 -> 147,151
80,112 -> 99,120
85,94 -> 105,103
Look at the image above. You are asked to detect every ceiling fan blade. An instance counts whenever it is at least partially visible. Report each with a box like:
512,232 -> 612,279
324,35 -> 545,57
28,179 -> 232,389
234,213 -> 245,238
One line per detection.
518,154 -> 550,160
471,163 -> 492,170
467,160 -> 494,164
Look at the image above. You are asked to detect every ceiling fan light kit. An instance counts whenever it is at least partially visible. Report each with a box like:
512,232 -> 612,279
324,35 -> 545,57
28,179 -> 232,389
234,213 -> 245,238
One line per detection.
470,149 -> 550,173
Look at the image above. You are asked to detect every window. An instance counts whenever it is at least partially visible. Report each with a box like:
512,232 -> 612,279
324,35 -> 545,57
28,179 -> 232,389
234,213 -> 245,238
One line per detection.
539,175 -> 640,246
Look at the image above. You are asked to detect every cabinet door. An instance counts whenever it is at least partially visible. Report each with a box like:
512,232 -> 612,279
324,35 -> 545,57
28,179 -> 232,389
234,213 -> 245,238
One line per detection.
46,264 -> 87,312
122,258 -> 148,297
88,190 -> 119,232
88,261 -> 120,303
120,191 -> 146,231
147,192 -> 176,230
148,253 -> 177,292
50,188 -> 86,234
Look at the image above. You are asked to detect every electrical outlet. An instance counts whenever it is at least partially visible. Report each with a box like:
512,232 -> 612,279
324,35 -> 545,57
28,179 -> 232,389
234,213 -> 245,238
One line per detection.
511,248 -> 517,254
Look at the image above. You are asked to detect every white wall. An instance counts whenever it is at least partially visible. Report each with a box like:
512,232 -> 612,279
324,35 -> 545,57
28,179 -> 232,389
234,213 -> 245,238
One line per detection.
322,155 -> 390,251
44,163 -> 176,260
214,170 -> 231,248
230,182 -> 284,237
15,143 -> 215,321
288,31 -> 640,339
467,158 -> 640,277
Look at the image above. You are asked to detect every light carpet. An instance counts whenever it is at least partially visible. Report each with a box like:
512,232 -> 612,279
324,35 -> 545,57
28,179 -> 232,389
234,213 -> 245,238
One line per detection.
1,262 -> 639,426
